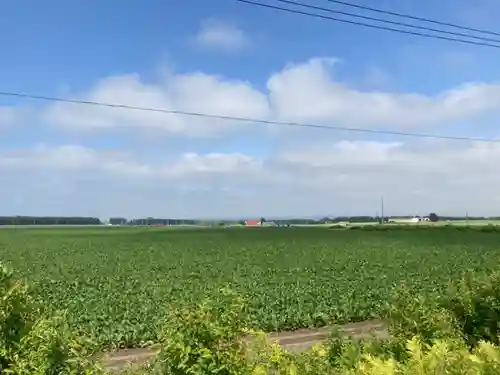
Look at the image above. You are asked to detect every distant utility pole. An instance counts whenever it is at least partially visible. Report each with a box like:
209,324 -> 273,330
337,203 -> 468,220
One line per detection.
380,195 -> 385,224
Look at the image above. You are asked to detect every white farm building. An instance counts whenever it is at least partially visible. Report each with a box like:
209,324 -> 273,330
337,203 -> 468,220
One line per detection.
388,217 -> 429,224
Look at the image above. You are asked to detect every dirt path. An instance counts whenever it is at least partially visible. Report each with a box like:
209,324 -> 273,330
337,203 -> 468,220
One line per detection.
100,319 -> 388,373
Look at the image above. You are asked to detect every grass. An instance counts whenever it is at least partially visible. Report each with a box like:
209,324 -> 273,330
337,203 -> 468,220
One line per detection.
1,226 -> 500,351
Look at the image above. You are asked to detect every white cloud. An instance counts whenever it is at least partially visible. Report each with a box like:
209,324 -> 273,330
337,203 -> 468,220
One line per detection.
43,57 -> 500,138
0,144 -> 262,182
363,66 -> 391,88
6,55 -> 500,217
2,139 -> 500,218
44,73 -> 269,137
193,19 -> 249,53
167,152 -> 261,178
267,58 -> 500,127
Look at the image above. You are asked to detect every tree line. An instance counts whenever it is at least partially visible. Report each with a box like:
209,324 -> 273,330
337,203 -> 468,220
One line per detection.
124,218 -> 202,226
0,214 -> 498,226
0,216 -> 101,226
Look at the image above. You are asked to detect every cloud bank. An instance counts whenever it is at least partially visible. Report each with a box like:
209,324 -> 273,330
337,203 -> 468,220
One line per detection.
2,57 -> 500,218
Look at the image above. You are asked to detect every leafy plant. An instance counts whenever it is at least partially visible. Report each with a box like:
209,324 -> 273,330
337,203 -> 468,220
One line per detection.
0,263 -> 102,375
441,270 -> 500,348
383,284 -> 461,345
150,288 -> 253,375
0,264 -> 34,371
128,285 -> 500,375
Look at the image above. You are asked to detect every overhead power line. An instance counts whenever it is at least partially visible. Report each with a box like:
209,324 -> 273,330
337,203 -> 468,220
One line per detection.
274,0 -> 500,44
324,0 -> 500,37
1,90 -> 499,143
235,0 -> 500,49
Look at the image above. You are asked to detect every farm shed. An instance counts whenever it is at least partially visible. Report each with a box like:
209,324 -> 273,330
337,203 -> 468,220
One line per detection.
244,220 -> 261,226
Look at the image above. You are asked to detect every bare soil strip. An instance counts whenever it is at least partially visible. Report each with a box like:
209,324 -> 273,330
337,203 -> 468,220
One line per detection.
100,319 -> 388,373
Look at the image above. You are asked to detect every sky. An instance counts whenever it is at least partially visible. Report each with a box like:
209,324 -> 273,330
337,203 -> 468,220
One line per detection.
1,0 -> 500,219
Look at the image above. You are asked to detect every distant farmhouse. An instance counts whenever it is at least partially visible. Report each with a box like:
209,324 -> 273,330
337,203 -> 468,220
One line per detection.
388,217 -> 430,224
244,220 -> 261,226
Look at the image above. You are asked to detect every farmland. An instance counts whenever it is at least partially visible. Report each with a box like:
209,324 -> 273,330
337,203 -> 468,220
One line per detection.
1,226 -> 500,351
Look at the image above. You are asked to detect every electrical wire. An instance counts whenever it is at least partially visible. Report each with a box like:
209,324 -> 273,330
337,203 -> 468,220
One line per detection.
273,0 -> 500,44
1,90 -> 499,143
235,0 -> 500,49
323,0 -> 500,37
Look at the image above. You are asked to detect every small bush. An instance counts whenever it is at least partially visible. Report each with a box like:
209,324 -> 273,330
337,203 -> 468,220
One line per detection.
0,264 -> 34,371
150,288 -> 254,375
441,270 -> 500,348
383,284 -> 461,346
478,224 -> 500,233
0,263 -> 102,375
131,273 -> 500,375
347,337 -> 500,375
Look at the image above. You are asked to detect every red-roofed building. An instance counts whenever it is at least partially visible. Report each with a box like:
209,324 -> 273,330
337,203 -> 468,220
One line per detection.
244,220 -> 261,226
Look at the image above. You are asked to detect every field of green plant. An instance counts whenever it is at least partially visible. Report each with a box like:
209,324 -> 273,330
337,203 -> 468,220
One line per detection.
1,226 -> 500,352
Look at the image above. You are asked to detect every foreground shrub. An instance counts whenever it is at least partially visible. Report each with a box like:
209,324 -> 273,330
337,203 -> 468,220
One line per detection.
0,264 -> 34,371
134,280 -> 500,375
347,337 -> 500,375
325,330 -> 408,370
384,268 -> 500,351
149,288 -> 254,375
383,283 -> 461,346
6,258 -> 500,374
0,263 -> 102,374
442,270 -> 500,348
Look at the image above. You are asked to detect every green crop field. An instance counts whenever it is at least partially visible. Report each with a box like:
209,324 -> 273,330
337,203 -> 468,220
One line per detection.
1,226 -> 500,351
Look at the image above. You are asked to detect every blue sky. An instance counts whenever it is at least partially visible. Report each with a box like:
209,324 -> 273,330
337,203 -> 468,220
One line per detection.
2,0 -> 499,93
1,0 -> 500,218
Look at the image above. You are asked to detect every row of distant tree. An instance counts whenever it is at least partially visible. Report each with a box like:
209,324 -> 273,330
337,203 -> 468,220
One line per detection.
0,213 -> 497,226
121,218 -> 202,226
0,216 -> 101,226
0,216 -> 205,226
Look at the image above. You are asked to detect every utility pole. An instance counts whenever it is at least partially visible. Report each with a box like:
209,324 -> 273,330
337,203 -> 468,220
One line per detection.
380,195 -> 385,225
